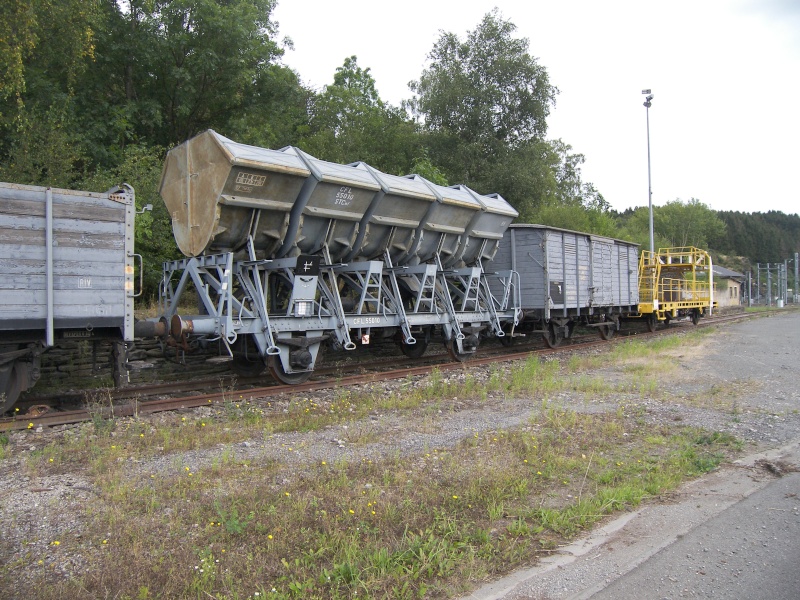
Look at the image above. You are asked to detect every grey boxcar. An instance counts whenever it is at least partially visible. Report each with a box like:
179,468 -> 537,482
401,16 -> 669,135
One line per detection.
487,224 -> 639,346
0,182 -> 136,412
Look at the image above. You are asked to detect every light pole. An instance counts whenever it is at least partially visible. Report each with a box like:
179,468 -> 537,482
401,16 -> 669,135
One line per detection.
642,89 -> 654,253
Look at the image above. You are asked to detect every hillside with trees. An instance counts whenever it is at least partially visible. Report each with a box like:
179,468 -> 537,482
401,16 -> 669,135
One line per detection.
1,1 -> 797,298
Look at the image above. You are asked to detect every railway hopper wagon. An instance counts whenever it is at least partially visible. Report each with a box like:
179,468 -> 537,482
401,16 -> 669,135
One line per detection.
0,182 -> 138,413
156,130 -> 522,383
637,246 -> 714,331
486,224 -> 639,347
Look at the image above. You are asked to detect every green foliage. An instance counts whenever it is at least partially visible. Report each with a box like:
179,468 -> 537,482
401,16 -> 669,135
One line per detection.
299,56 -> 420,174
1,0 -> 793,291
410,9 -> 555,148
715,210 -> 800,263
615,198 -> 728,251
80,144 -> 180,301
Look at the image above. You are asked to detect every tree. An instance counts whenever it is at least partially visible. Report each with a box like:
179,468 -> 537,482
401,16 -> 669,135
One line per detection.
410,10 -> 555,148
300,56 -> 420,174
0,0 -> 101,175
407,10 -> 578,216
657,198 -> 727,249
80,144 -> 180,301
73,0 -> 293,157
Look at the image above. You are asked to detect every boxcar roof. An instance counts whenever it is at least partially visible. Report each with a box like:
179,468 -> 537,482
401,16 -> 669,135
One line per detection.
507,223 -> 640,247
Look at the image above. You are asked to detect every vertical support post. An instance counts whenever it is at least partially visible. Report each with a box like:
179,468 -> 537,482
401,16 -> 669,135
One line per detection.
795,253 -> 799,304
45,187 -> 54,348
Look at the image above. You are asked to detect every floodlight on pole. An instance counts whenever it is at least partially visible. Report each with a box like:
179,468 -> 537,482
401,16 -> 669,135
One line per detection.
642,90 -> 654,253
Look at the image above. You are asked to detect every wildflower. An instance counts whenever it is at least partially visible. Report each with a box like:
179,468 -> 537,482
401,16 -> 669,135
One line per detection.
49,458 -> 53,463
523,459 -> 528,463
268,535 -> 273,540
321,461 -> 326,465
102,539 -> 108,545
284,492 -> 290,497
51,541 -> 60,546
201,422 -> 206,427
537,471 -> 542,475
28,423 -> 34,429
140,433 -> 144,438
452,495 -> 458,499
349,509 -> 355,514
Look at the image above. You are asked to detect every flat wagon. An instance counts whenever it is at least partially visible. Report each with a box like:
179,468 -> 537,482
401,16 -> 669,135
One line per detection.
0,182 -> 137,412
487,224 -> 639,346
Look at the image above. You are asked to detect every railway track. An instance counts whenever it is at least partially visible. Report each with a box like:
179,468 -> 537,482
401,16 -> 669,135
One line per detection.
0,309 -> 778,432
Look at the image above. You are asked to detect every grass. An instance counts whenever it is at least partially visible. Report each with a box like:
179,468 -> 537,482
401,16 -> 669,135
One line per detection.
1,332 -> 746,599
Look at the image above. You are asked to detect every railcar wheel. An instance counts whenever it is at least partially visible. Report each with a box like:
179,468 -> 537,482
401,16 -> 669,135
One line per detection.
543,323 -> 564,349
645,315 -> 657,333
231,355 -> 267,377
400,327 -> 431,358
445,338 -> 474,362
0,361 -> 25,414
598,324 -> 616,341
267,355 -> 312,385
691,309 -> 700,325
230,337 -> 267,376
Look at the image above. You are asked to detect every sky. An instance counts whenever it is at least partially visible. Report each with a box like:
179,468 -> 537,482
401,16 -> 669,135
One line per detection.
271,0 -> 800,217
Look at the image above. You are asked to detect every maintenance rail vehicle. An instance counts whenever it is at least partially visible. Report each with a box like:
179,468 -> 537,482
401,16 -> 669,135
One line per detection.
637,246 -> 715,331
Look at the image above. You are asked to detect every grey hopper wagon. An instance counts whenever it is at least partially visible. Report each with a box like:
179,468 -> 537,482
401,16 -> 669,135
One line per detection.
0,182 -> 136,412
155,130 -> 522,384
486,224 -> 638,346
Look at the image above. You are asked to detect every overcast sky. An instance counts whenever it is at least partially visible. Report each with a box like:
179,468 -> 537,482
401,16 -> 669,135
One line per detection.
272,0 -> 799,216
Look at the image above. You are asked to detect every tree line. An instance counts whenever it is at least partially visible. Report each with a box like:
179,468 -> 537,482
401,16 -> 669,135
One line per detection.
1,1 -> 796,299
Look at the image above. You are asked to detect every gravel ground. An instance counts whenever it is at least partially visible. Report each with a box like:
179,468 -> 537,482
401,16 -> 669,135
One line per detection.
1,310 -> 798,596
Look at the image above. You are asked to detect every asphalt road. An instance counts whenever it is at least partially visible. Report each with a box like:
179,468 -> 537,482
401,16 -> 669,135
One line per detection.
591,462 -> 800,600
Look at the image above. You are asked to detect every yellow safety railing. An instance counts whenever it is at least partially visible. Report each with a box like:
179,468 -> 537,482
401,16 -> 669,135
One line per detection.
638,246 -> 713,317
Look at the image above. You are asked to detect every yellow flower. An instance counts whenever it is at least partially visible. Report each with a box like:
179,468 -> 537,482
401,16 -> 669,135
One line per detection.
51,541 -> 60,546
452,495 -> 458,499
49,458 -> 53,463
268,534 -> 273,540
349,509 -> 355,514
537,471 -> 542,475
27,423 -> 34,429
102,540 -> 108,545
